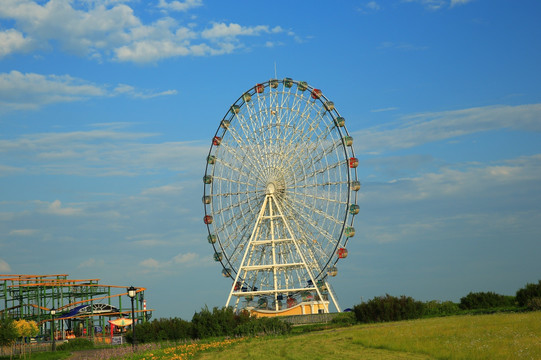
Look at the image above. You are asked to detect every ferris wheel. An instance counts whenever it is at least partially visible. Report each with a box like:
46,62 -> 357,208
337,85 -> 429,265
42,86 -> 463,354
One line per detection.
203,78 -> 360,314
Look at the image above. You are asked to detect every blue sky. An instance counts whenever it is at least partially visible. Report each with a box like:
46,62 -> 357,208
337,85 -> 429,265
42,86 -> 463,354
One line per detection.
1,0 -> 540,319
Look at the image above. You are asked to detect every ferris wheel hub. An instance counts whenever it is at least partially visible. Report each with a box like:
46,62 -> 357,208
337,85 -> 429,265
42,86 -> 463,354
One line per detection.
266,182 -> 276,194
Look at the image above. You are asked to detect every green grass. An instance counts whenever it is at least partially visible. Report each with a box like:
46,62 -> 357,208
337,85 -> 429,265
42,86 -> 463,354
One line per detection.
0,350 -> 71,360
195,312 -> 541,360
3,312 -> 539,359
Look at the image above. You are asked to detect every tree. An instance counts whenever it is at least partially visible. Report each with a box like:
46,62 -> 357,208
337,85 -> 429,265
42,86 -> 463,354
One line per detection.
459,291 -> 514,310
14,319 -> 39,358
516,280 -> 541,307
0,316 -> 18,359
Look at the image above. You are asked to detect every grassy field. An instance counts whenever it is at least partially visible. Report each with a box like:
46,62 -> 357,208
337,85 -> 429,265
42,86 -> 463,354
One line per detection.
194,312 -> 541,360
2,312 -> 539,359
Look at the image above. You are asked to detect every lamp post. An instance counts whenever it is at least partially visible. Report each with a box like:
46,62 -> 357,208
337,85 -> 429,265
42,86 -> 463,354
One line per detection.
50,308 -> 56,352
127,286 -> 136,350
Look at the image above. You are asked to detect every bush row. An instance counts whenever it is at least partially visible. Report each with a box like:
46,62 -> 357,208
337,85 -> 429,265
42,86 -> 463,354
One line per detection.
351,280 -> 541,324
126,306 -> 290,344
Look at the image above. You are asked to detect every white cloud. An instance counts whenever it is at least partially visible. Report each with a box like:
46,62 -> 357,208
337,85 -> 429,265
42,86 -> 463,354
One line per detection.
359,154 -> 541,244
0,1 -> 290,63
140,252 -> 200,270
0,127 -> 207,177
0,71 -> 176,110
78,258 -> 105,268
0,71 -> 104,110
140,258 -> 162,269
354,103 -> 541,153
113,84 -> 178,99
0,259 -> 11,272
157,0 -> 203,12
402,0 -> 474,10
9,229 -> 37,236
0,0 -> 141,58
172,252 -> 198,264
450,0 -> 474,7
201,23 -> 279,39
142,184 -> 183,195
45,200 -> 83,216
367,1 -> 381,10
371,107 -> 398,113
0,29 -> 34,57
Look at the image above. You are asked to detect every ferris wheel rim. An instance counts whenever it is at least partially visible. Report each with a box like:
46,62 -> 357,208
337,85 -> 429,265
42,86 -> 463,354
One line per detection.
203,78 -> 359,286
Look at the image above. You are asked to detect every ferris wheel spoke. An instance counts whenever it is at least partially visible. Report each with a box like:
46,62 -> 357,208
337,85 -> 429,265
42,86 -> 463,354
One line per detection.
285,194 -> 345,229
284,139 -> 346,185
212,176 -> 255,188
220,125 -> 268,180
214,159 -> 257,187
244,100 -> 274,171
211,194 -> 252,217
282,193 -> 345,250
212,189 -> 260,197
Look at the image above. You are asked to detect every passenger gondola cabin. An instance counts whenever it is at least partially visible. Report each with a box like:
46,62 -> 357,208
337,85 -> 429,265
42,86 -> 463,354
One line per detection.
222,268 -> 231,277
204,215 -> 213,224
327,266 -> 338,277
203,175 -> 212,184
338,247 -> 348,259
311,89 -> 322,99
335,117 -> 345,127
230,105 -> 240,114
213,252 -> 223,261
349,157 -> 359,168
284,78 -> 293,88
324,101 -> 335,111
255,83 -> 264,93
213,136 -> 222,146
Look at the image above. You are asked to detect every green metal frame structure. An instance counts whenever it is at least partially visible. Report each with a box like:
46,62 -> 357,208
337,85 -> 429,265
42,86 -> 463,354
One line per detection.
0,274 -> 152,340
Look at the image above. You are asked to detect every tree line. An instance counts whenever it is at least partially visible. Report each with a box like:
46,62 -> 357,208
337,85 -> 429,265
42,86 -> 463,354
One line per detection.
125,306 -> 291,344
352,279 -> 541,323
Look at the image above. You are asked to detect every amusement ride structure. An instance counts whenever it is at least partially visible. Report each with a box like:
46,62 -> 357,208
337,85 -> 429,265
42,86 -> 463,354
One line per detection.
203,78 -> 359,316
0,274 -> 151,340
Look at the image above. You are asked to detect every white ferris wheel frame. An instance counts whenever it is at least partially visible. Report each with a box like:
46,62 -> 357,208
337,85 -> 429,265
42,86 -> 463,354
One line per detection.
203,78 -> 359,314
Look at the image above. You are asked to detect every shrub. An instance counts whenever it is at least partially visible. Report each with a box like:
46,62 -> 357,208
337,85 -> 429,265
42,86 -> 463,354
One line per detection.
191,306 -> 250,339
424,300 -> 460,317
459,292 -> 515,310
353,294 -> 425,323
526,297 -> 541,311
516,280 -> 541,307
56,338 -> 94,351
126,317 -> 193,344
0,316 -> 18,347
331,311 -> 357,325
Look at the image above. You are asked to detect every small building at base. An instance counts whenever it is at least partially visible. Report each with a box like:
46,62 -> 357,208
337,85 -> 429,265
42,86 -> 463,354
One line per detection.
248,301 -> 329,317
